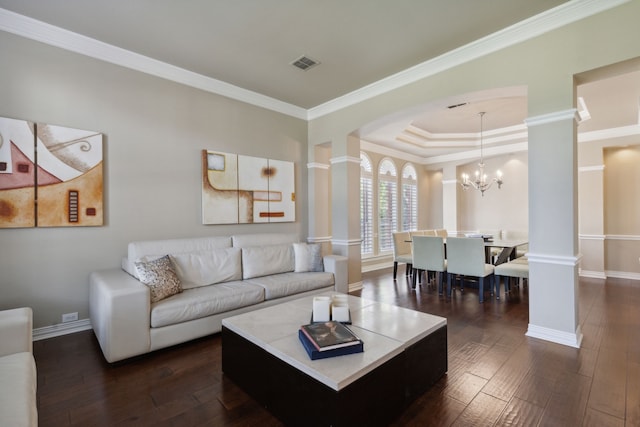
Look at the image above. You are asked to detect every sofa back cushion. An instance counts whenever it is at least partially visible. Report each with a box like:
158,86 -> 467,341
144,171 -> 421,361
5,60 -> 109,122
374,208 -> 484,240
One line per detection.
170,247 -> 242,289
124,236 -> 232,278
242,244 -> 294,279
232,233 -> 298,248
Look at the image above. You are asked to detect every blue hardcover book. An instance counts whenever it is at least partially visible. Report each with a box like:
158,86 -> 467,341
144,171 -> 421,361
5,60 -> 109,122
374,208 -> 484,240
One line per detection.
298,329 -> 364,360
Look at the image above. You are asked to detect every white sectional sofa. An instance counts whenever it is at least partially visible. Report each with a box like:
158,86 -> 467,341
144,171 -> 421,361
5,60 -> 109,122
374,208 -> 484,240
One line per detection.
90,233 -> 348,363
0,307 -> 38,427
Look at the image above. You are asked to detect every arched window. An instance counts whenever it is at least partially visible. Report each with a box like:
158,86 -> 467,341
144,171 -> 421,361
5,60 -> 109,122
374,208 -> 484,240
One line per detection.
360,152 -> 374,256
378,158 -> 397,252
401,164 -> 418,231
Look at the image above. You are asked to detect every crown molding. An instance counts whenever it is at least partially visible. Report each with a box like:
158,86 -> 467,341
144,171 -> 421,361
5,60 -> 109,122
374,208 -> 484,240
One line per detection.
307,0 -> 630,120
423,141 -> 529,166
579,124 -> 640,143
525,109 -> 581,127
0,0 -> 630,121
0,7 -> 308,120
360,140 -> 426,164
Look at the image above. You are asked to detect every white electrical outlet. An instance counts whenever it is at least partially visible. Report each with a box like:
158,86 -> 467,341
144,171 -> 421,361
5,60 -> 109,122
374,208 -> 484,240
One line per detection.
62,312 -> 78,323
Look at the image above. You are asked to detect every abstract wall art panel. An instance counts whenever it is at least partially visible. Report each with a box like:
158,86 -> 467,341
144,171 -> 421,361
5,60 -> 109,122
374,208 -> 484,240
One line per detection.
0,117 -> 104,228
202,149 -> 295,224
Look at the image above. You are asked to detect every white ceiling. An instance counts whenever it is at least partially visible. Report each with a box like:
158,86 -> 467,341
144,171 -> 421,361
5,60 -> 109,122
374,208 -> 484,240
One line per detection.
0,0 -> 638,162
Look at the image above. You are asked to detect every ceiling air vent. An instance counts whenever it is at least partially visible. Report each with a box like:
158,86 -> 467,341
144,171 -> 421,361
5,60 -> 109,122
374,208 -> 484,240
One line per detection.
447,102 -> 468,109
291,55 -> 320,71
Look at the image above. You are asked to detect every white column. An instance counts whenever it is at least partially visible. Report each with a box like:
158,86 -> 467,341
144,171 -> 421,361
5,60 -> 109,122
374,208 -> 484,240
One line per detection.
442,165 -> 458,233
307,160 -> 331,254
578,164 -> 605,278
525,109 -> 582,348
330,136 -> 362,289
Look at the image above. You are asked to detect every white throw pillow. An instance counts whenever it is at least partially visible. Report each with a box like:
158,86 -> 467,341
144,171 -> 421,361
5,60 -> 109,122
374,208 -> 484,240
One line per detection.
293,243 -> 323,272
170,247 -> 242,289
134,255 -> 183,303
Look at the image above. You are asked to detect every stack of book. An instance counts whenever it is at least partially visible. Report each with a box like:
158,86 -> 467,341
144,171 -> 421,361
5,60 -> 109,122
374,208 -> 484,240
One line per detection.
298,321 -> 364,360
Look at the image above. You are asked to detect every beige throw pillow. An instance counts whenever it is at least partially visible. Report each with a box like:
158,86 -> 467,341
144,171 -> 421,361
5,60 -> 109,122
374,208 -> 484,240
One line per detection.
134,255 -> 183,303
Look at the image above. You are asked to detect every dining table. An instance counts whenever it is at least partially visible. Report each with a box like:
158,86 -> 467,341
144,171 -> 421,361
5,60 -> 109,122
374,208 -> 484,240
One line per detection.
407,235 -> 528,265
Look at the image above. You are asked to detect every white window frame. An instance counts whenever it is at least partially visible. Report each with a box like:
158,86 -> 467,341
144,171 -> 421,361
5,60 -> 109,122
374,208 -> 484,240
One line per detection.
401,164 -> 418,232
378,158 -> 398,253
360,152 -> 374,256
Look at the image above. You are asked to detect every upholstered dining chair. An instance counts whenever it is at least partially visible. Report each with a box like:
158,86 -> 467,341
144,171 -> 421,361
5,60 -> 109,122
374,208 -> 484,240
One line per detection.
445,237 -> 495,303
392,231 -> 413,279
434,229 -> 448,237
411,235 -> 447,294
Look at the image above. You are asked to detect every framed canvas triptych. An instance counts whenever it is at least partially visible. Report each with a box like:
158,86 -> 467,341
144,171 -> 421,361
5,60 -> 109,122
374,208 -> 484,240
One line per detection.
202,150 -> 295,224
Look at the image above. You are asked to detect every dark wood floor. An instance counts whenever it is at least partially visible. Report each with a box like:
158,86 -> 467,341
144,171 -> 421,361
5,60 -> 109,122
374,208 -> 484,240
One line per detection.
34,269 -> 640,426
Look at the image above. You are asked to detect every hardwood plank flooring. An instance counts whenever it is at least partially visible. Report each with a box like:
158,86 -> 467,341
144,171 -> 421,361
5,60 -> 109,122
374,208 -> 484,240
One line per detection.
34,270 -> 640,426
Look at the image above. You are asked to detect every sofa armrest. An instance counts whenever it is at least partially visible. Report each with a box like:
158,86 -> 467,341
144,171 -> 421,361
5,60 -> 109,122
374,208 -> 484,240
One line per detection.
89,269 -> 151,363
323,255 -> 349,293
0,307 -> 32,357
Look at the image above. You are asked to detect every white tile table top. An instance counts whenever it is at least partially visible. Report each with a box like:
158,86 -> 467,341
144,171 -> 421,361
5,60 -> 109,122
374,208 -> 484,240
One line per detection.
222,292 -> 447,391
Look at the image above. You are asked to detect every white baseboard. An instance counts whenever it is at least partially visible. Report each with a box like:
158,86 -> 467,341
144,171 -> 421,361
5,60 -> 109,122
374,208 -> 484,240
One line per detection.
348,281 -> 364,292
606,270 -> 640,281
362,261 -> 393,273
33,318 -> 92,341
526,324 -> 583,348
579,270 -> 607,279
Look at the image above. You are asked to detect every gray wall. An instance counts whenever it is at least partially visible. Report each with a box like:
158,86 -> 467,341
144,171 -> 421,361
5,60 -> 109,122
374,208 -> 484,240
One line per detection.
0,32 -> 308,328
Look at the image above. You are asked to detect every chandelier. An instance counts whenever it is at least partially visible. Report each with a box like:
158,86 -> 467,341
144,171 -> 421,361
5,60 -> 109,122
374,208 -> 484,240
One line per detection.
460,112 -> 503,196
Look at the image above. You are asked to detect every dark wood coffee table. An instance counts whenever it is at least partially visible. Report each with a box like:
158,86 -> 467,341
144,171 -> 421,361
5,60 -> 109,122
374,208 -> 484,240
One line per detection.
222,293 -> 447,427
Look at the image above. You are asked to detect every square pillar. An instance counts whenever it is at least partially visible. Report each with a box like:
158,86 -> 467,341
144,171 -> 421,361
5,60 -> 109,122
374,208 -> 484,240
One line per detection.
525,109 -> 582,348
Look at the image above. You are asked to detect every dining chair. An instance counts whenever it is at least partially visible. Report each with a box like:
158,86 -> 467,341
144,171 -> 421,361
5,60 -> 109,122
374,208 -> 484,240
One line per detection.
494,257 -> 529,297
445,237 -> 495,303
392,231 -> 413,279
411,236 -> 447,294
434,229 -> 448,237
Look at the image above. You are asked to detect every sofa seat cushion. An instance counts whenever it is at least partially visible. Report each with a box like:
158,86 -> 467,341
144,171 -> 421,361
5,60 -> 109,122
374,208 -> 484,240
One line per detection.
150,281 -> 265,328
0,352 -> 37,427
245,271 -> 334,300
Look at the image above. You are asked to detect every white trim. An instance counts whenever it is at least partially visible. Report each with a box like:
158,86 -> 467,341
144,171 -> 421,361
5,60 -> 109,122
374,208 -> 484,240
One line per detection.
348,281 -> 364,292
422,141 -> 528,166
578,165 -> 604,173
360,140 -> 426,165
525,109 -> 580,127
307,235 -> 332,243
606,234 -> 640,241
332,238 -> 362,246
579,234 -> 605,240
526,324 -> 583,348
606,270 -> 640,281
1,1 -> 629,120
33,318 -> 92,341
442,179 -> 458,185
330,156 -> 361,165
0,8 -> 307,120
579,269 -> 607,279
307,162 -> 330,170
362,260 -> 393,273
526,252 -> 582,266
308,0 -> 629,120
579,124 -> 640,143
